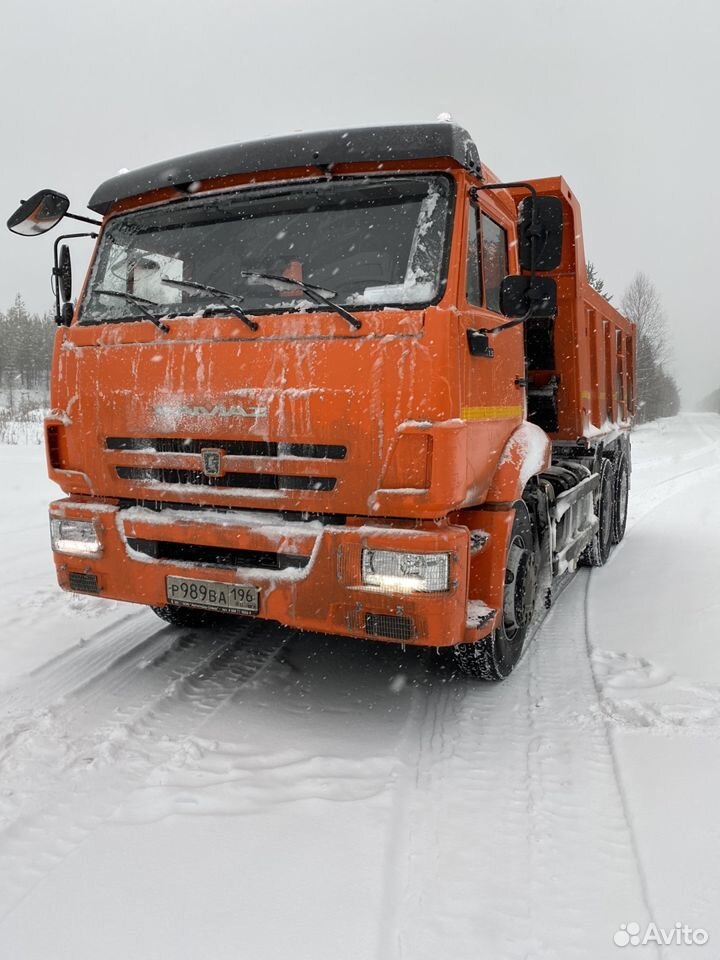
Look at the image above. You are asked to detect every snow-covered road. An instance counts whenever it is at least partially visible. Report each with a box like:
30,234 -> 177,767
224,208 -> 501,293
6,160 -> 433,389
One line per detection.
1,414 -> 719,959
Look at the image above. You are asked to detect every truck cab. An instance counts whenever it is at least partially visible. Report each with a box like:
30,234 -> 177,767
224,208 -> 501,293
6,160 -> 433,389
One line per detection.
8,123 -> 635,679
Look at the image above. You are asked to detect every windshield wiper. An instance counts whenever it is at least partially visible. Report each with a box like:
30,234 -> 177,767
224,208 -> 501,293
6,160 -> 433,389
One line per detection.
240,271 -> 362,331
161,278 -> 258,331
94,289 -> 169,333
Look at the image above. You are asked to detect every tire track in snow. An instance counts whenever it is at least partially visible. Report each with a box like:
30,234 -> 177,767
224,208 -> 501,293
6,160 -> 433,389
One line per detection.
1,609 -> 159,716
0,620 -> 214,777
375,663 -> 462,960
627,460 -> 720,535
0,619 -> 289,919
374,577 -> 661,960
627,417 -> 720,533
585,422 -> 720,944
582,572 -> 663,955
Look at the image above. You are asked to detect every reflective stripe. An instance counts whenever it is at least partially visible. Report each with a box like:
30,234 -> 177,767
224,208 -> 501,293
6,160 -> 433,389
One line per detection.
461,405 -> 523,420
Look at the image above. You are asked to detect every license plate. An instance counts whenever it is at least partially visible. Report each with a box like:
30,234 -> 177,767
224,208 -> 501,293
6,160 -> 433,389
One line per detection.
166,576 -> 259,614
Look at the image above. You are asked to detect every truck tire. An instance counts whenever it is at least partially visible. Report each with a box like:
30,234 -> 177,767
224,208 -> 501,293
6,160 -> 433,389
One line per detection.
453,500 -> 538,681
581,457 -> 615,566
151,604 -> 233,628
611,455 -> 629,544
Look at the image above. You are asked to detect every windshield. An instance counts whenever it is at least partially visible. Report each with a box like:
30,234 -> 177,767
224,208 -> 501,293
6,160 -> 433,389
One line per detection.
78,175 -> 454,325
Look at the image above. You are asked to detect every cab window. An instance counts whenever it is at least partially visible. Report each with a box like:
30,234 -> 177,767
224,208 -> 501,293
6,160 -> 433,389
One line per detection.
466,206 -> 482,306
481,214 -> 508,313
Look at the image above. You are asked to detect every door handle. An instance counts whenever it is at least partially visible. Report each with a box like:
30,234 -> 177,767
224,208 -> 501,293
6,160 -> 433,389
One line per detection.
467,329 -> 494,358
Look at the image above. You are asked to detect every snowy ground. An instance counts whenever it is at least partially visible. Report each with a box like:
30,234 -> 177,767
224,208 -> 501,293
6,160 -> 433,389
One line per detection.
1,413 -> 719,959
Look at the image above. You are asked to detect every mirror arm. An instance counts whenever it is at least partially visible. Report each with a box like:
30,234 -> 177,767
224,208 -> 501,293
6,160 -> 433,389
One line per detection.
477,308 -> 537,340
467,181 -> 544,347
488,311 -> 535,335
470,181 -> 541,278
64,211 -> 102,227
467,305 -> 538,359
52,232 -> 98,324
471,181 -> 537,201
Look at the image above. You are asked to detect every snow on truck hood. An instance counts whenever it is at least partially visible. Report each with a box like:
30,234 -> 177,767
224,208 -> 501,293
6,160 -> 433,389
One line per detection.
52,328 -> 441,515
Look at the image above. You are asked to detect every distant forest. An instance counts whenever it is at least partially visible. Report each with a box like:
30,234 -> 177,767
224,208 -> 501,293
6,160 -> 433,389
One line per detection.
699,387 -> 720,414
0,296 -> 55,406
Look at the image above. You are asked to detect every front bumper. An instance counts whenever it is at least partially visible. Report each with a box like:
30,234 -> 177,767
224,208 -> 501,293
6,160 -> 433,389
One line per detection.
49,498 -> 491,647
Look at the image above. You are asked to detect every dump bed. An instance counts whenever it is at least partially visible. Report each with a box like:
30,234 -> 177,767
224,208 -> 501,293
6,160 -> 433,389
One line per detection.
514,177 -> 636,442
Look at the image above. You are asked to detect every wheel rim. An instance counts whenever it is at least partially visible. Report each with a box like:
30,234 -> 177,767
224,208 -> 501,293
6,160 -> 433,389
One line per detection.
503,537 -> 537,640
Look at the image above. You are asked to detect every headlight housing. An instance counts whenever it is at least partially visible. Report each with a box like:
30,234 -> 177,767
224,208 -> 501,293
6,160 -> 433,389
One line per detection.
361,549 -> 450,593
50,518 -> 101,557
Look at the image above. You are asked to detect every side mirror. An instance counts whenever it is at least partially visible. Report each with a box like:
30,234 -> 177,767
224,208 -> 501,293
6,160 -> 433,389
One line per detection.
57,244 -> 72,302
6,189 -> 70,237
500,275 -> 557,319
518,196 -> 563,272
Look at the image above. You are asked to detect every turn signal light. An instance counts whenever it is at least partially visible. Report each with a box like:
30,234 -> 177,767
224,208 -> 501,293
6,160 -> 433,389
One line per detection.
46,423 -> 69,469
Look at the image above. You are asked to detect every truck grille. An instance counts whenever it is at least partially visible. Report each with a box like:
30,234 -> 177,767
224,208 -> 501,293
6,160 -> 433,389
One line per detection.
116,467 -> 336,491
118,498 -> 346,524
126,537 -> 310,571
107,437 -> 347,459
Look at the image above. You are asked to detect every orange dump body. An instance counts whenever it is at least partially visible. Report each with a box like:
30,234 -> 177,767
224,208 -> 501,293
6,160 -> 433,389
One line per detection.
45,130 -> 634,648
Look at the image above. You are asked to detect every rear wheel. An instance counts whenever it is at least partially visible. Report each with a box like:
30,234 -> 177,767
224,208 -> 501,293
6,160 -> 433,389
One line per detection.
611,455 -> 630,544
454,500 -> 539,681
581,457 -> 615,567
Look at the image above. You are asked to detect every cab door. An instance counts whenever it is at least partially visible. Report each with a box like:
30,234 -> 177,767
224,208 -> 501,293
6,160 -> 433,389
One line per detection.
458,195 -> 526,498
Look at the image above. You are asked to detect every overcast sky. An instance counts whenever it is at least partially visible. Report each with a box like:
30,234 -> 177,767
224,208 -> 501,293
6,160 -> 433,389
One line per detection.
1,0 -> 718,403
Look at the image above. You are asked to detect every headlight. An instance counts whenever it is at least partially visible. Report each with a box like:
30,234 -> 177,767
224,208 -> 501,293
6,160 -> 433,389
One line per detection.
361,549 -> 449,593
50,518 -> 101,557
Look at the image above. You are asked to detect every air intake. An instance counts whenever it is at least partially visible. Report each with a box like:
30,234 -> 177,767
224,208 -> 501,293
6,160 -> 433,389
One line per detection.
107,437 -> 346,459
364,613 -> 416,642
68,572 -> 99,593
126,538 -> 310,572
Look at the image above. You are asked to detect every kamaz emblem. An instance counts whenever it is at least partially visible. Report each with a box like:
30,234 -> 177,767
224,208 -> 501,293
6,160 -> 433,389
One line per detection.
201,449 -> 224,478
155,404 -> 267,419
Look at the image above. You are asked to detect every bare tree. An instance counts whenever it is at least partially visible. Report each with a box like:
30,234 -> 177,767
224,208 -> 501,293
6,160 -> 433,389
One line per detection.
621,272 -> 678,422
621,272 -> 668,360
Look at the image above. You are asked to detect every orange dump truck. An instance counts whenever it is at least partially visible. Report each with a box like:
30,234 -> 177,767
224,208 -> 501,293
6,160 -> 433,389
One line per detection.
8,123 -> 635,679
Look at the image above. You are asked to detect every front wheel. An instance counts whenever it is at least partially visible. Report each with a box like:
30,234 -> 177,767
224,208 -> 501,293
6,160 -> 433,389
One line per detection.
151,604 -> 235,628
453,500 -> 539,681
